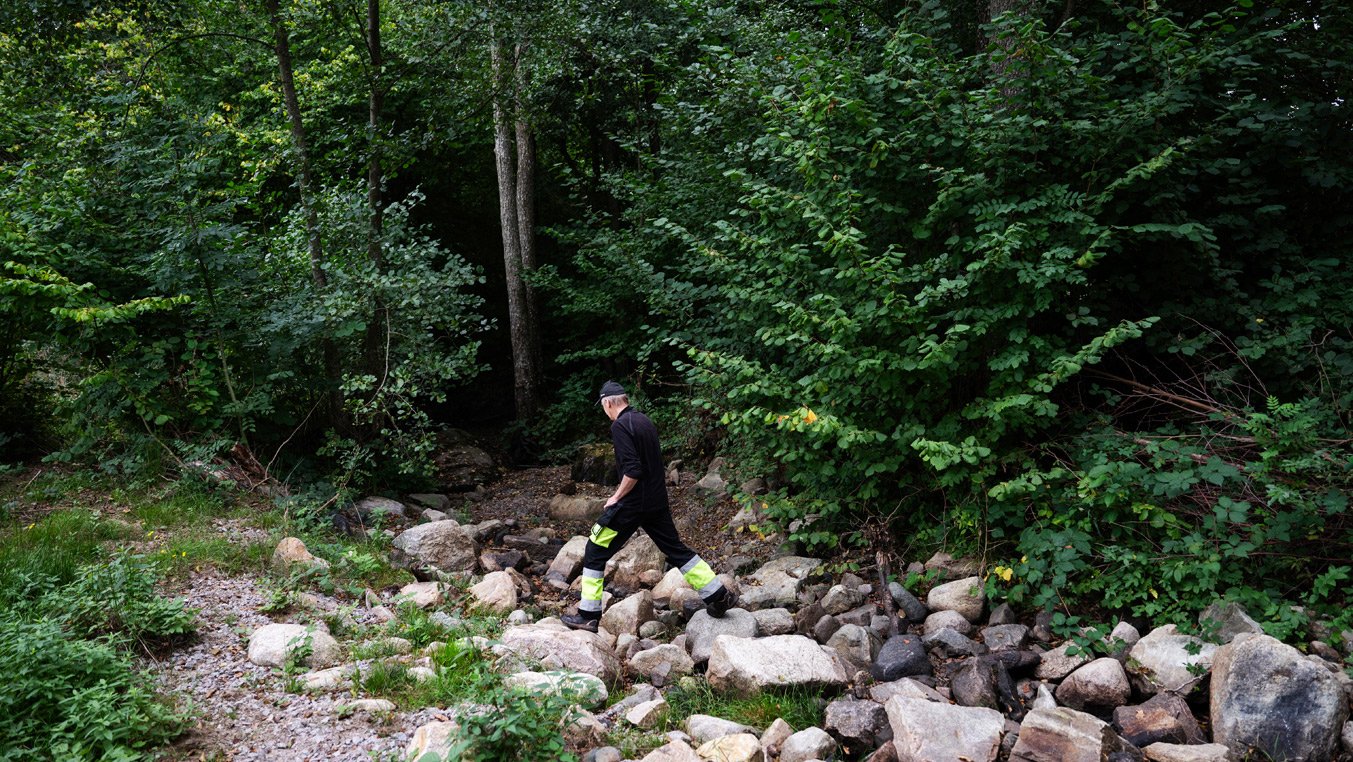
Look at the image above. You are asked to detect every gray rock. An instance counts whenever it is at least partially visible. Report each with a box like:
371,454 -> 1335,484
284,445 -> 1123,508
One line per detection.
1034,642 -> 1092,681
1033,682 -> 1057,710
421,508 -> 450,523
625,697 -> 669,729
1211,632 -> 1349,762
548,494 -> 607,522
695,733 -> 761,762
1198,601 -> 1264,644
813,613 -> 843,644
741,556 -> 823,610
497,619 -> 622,683
781,727 -> 837,762
864,741 -> 899,762
630,644 -> 695,683
885,696 -> 1004,762
640,741 -> 702,762
924,627 -> 989,658
246,624 -> 341,668
601,590 -> 654,637
1112,693 -> 1205,747
1109,621 -> 1142,651
825,699 -> 891,751
406,720 -> 463,761
685,608 -> 759,663
925,552 -> 982,580
950,658 -> 1001,710
827,624 -> 880,669
760,717 -> 795,755
572,442 -> 618,485
988,602 -> 1018,626
707,634 -> 852,697
838,603 -> 881,628
1344,721 -> 1353,754
685,714 -> 757,746
888,582 -> 929,622
752,607 -> 796,636
354,496 -> 407,520
1141,743 -> 1230,762
925,609 -> 973,636
1009,707 -> 1139,762
1056,657 -> 1132,713
823,584 -> 866,615
873,634 -> 932,681
870,677 -> 947,704
1128,625 -> 1217,696
583,747 -> 624,762
391,521 -> 479,575
652,566 -> 692,603
605,531 -> 666,591
927,576 -> 985,622
468,570 -> 517,614
408,492 -> 450,511
983,624 -> 1030,652
432,428 -> 495,490
739,477 -> 768,496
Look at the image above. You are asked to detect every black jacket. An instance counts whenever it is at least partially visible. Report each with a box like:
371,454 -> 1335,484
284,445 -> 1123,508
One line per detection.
611,406 -> 669,511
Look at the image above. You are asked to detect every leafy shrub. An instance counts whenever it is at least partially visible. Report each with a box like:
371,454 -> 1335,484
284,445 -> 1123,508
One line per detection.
0,614 -> 189,761
41,550 -> 197,651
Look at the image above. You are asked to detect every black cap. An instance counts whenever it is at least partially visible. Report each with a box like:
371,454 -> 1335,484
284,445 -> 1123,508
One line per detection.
597,380 -> 626,404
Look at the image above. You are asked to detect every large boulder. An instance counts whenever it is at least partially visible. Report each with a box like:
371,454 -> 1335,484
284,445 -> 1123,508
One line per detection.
391,521 -> 480,575
1198,601 -> 1265,644
353,496 -> 407,521
884,695 -> 1004,762
1210,632 -> 1349,762
572,443 -> 618,485
1128,625 -> 1217,695
1055,657 -> 1132,713
685,608 -> 759,663
605,531 -> 665,591
1009,707 -> 1139,762
497,619 -> 622,683
247,624 -> 341,668
432,428 -> 495,491
549,494 -> 607,523
740,556 -> 823,610
926,576 -> 985,622
707,634 -> 851,697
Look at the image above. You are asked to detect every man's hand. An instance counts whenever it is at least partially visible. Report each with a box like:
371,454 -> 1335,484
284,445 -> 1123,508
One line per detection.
607,475 -> 639,509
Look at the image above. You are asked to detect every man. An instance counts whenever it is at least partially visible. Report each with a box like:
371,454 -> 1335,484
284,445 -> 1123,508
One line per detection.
562,381 -> 737,632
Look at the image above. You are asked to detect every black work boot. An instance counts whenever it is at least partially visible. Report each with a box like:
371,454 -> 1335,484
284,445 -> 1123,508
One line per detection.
561,612 -> 600,633
704,587 -> 738,618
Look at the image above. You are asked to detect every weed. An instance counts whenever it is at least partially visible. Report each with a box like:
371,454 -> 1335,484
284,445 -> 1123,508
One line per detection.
663,678 -> 822,733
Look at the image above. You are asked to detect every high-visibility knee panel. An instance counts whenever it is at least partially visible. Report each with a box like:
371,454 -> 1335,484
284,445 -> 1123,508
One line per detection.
680,556 -> 721,598
580,568 -> 604,613
589,524 -> 618,548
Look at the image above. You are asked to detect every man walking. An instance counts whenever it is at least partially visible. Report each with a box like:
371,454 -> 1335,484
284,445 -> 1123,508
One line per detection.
562,381 -> 737,632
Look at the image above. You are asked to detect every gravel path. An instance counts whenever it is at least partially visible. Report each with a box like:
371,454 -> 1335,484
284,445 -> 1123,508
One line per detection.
153,572 -> 441,761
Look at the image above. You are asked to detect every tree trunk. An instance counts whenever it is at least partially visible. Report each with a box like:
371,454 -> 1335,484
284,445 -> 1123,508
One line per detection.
986,0 -> 1035,104
514,44 -> 543,391
363,0 -> 389,392
490,34 -> 540,419
267,0 -> 343,423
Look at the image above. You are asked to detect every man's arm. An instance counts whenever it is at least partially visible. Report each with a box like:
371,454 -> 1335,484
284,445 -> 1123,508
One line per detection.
606,475 -> 638,508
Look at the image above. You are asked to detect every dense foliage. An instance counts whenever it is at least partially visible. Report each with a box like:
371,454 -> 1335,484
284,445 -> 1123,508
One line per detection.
3,0 -> 1351,636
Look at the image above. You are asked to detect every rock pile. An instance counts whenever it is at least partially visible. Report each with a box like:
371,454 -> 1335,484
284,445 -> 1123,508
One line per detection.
257,527 -> 1353,762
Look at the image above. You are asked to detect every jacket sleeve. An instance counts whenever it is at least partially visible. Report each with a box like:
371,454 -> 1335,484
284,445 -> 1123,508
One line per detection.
611,421 -> 643,480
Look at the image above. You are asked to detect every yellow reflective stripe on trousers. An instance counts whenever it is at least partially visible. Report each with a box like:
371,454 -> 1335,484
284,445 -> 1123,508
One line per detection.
589,523 -> 618,548
581,574 -> 604,603
682,560 -> 717,592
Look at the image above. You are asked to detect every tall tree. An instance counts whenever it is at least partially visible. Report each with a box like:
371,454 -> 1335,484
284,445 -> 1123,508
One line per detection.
490,28 -> 542,420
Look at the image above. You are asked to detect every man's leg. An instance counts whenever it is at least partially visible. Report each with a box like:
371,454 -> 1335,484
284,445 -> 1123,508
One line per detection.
641,507 -> 737,617
563,510 -> 641,631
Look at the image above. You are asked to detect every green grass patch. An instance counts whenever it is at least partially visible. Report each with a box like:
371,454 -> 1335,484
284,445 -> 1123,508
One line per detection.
0,509 -> 135,606
156,533 -> 272,578
662,678 -> 823,735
